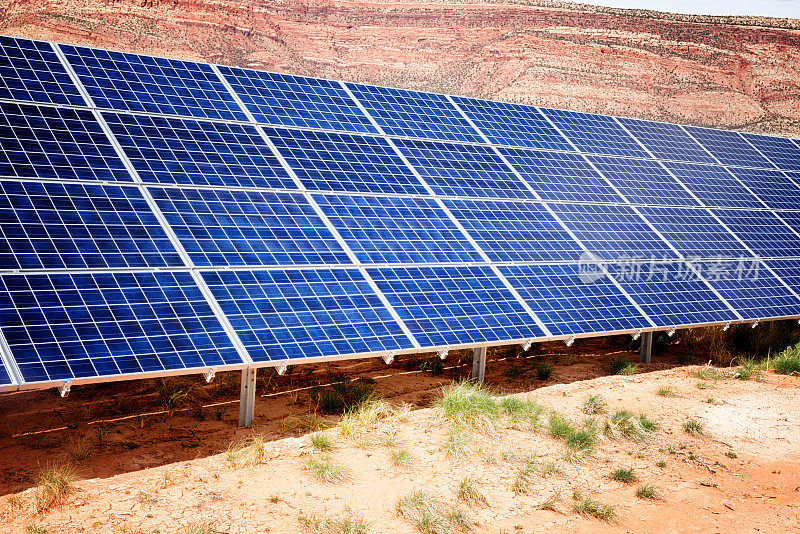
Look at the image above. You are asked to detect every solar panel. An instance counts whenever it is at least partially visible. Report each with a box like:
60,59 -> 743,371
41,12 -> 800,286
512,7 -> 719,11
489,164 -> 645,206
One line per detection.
0,101 -> 129,182
661,162 -> 763,209
217,66 -> 377,134
610,261 -> 738,327
104,112 -> 296,189
366,265 -> 545,347
699,260 -> 800,320
764,259 -> 800,293
0,271 -> 243,384
739,131 -> 800,172
345,83 -> 484,143
0,36 -> 85,106
149,187 -> 350,267
498,148 -> 624,203
264,127 -> 428,196
713,209 -> 800,258
202,268 -> 413,362
60,44 -> 248,121
393,139 -> 534,200
587,156 -> 698,206
768,211 -> 800,247
636,206 -> 750,258
451,97 -> 573,151
312,194 -> 482,264
617,117 -> 717,164
684,125 -> 774,169
442,198 -> 584,262
727,167 -> 800,210
499,264 -> 651,337
547,203 -> 679,261
539,107 -> 650,158
0,180 -> 182,269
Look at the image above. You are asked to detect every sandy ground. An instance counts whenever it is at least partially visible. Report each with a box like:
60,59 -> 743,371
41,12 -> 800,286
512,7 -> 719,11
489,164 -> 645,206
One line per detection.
1,338 -> 799,533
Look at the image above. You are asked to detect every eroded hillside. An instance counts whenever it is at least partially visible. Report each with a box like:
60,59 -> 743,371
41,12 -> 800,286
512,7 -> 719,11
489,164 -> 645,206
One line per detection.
1,0 -> 799,134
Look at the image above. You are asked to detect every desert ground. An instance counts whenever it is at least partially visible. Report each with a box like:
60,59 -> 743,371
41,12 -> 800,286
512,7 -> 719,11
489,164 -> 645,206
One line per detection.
1,333 -> 799,533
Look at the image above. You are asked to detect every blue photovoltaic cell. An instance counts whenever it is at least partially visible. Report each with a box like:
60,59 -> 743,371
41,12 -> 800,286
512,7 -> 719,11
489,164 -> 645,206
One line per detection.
313,194 -> 481,264
104,112 -> 296,189
345,83 -> 483,143
149,187 -> 349,267
217,66 -> 377,134
442,198 -> 584,262
0,272 -> 242,384
539,107 -> 649,158
739,132 -> 800,172
60,44 -> 247,121
366,265 -> 544,348
0,180 -> 182,270
499,264 -> 651,337
636,206 -> 749,259
661,162 -> 763,209
764,259 -> 800,294
713,209 -> 800,258
684,126 -> 774,169
611,262 -> 737,327
498,148 -> 623,203
769,211 -> 800,247
547,203 -> 678,261
587,156 -> 698,206
202,269 -> 413,362
0,358 -> 12,386
265,127 -> 428,195
700,261 -> 800,320
451,97 -> 573,151
727,167 -> 800,210
393,139 -> 533,200
617,117 -> 717,164
0,101 -> 129,182
0,36 -> 85,107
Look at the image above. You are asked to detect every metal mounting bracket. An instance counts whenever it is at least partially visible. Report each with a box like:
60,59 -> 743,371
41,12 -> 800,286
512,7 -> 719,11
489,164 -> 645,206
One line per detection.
667,327 -> 676,337
723,322 -> 731,331
204,367 -> 217,383
751,320 -> 760,329
632,330 -> 642,341
276,361 -> 288,375
59,380 -> 72,398
565,336 -> 576,347
381,352 -> 396,365
521,340 -> 533,352
438,348 -> 449,360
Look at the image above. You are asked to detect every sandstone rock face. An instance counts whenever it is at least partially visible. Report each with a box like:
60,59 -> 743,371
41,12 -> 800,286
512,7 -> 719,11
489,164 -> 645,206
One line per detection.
2,0 -> 799,135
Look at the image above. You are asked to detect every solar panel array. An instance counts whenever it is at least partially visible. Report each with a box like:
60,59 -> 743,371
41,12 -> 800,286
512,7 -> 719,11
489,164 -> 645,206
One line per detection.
1,36 -> 799,392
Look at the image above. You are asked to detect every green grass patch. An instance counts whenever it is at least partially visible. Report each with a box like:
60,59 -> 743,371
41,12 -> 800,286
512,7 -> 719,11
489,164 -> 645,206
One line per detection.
656,386 -> 679,397
682,419 -> 706,436
581,394 -> 607,415
391,449 -> 412,467
609,467 -> 637,483
310,432 -> 333,452
604,410 -> 657,442
435,382 -> 500,435
298,512 -> 371,534
691,365 -> 727,381
773,345 -> 800,376
636,484 -> 662,500
396,490 -> 474,534
303,455 -> 348,484
456,477 -> 488,507
572,492 -> 616,522
547,411 -> 575,439
512,457 -> 539,495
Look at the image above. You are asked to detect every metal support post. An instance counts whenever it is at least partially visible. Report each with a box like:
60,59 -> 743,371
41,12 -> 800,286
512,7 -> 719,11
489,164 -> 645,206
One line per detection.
639,331 -> 653,364
471,346 -> 487,384
238,367 -> 258,427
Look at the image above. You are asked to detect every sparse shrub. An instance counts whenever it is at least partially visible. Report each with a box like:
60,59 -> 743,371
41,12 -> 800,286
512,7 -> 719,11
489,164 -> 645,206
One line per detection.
25,526 -> 47,534
656,386 -> 679,397
313,379 -> 375,414
183,523 -> 217,534
310,432 -> 333,452
396,490 -> 473,534
501,449 -> 523,463
442,427 -> 472,458
500,397 -> 544,428
420,357 -> 444,376
391,449 -> 412,467
607,354 -> 629,375
565,429 -> 596,453
456,477 -> 488,506
136,490 -> 157,504
504,364 -> 522,380
656,460 -> 667,468
537,490 -> 561,510
620,363 -> 639,376
547,411 -> 575,439
691,365 -> 727,381
636,484 -> 662,500
303,455 -> 348,484
339,398 -> 393,443
229,434 -> 269,467
735,357 -> 765,381
696,381 -> 713,389
609,467 -> 637,483
703,397 -> 721,405
725,451 -> 738,459
298,512 -> 370,534
772,345 -> 800,375
33,464 -> 76,513
572,491 -> 616,522
435,382 -> 500,435
65,436 -> 93,461
683,420 -> 705,436
604,410 -> 657,442
540,461 -> 563,477
282,413 -> 327,433
581,394 -> 607,415
532,361 -> 554,380
512,457 -> 539,495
